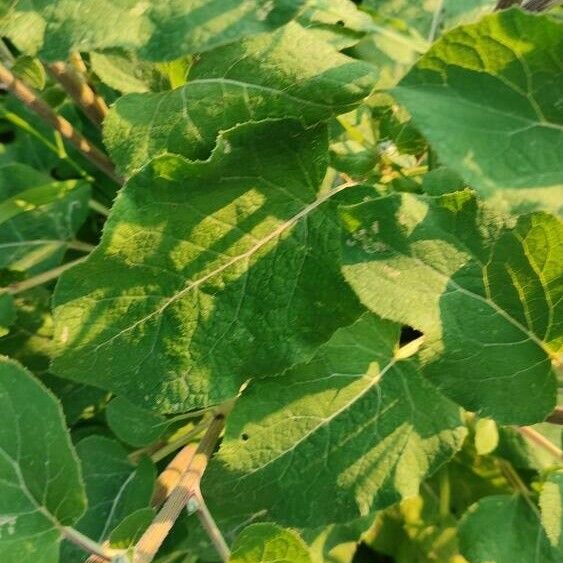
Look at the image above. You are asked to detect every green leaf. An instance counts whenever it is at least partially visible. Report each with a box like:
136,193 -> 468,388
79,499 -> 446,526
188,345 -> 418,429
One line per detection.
329,140 -> 377,178
341,190 -> 560,424
61,436 -> 155,562
1,0 -> 305,61
104,23 -> 377,175
0,287 -> 107,425
53,119 -> 363,412
353,0 -> 491,89
12,55 -> 46,90
393,9 -> 563,195
203,314 -> 465,530
296,0 -> 374,49
0,163 -> 90,276
0,356 -> 86,563
230,523 -> 312,563
89,51 -> 160,94
108,507 -> 154,549
458,495 -> 559,563
541,471 -> 563,551
106,397 -> 169,447
0,291 -> 15,336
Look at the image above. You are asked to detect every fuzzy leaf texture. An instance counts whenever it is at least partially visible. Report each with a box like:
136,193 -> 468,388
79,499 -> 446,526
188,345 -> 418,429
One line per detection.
230,523 -> 312,563
393,9 -> 563,196
104,22 -> 377,175
341,190 -> 561,424
0,0 -> 304,61
53,120 -> 363,412
201,314 -> 466,532
0,357 -> 86,563
458,495 -> 559,562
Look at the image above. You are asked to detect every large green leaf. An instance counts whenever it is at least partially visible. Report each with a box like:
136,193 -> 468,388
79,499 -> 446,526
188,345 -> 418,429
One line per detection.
354,0 -> 492,89
458,495 -> 559,563
53,119 -> 363,412
104,22 -> 377,175
230,523 -> 312,563
202,314 -> 465,531
340,190 -> 560,424
0,0 -> 304,61
393,9 -> 563,195
0,163 -> 90,276
0,356 -> 86,562
61,436 -> 155,562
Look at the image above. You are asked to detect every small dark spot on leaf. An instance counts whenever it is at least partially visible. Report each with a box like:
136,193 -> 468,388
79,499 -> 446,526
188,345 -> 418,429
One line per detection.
336,19 -> 345,26
241,433 -> 249,441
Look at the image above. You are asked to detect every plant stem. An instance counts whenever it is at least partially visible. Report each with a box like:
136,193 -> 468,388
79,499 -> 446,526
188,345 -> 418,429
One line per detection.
0,109 -> 89,178
498,459 -> 537,513
517,426 -> 563,459
438,466 -> 450,520
192,491 -> 231,562
61,526 -> 118,561
7,256 -> 86,294
88,199 -> 111,217
0,61 -> 122,183
151,444 -> 198,508
495,0 -> 522,9
546,406 -> 563,425
67,240 -> 97,252
150,418 -> 210,463
47,60 -> 108,128
134,411 -> 228,563
522,0 -> 561,10
427,0 -> 444,42
69,51 -> 88,74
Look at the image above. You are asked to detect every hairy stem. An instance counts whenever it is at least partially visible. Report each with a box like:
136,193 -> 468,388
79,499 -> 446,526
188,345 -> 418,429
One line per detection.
134,410 -> 228,563
47,60 -> 108,128
0,61 -> 122,183
546,406 -> 563,425
517,426 -> 563,459
7,256 -> 86,294
151,444 -> 198,508
522,0 -> 561,10
494,0 -> 522,9
88,199 -> 111,217
192,490 -> 231,562
61,526 -> 118,561
150,418 -> 210,463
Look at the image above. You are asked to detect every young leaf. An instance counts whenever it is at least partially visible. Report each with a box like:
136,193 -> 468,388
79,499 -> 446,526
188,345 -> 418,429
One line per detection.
61,436 -> 155,562
540,471 -> 563,551
53,119 -> 363,412
458,495 -> 559,562
104,23 -> 377,175
202,314 -> 466,531
393,9 -> 563,195
341,191 -> 561,424
230,523 -> 312,563
106,397 -> 169,447
0,356 -> 86,562
0,163 -> 90,276
1,0 -> 305,61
